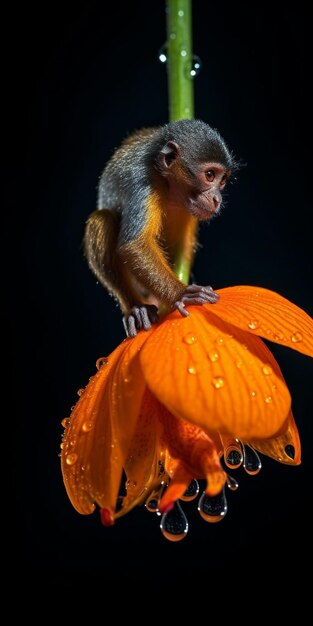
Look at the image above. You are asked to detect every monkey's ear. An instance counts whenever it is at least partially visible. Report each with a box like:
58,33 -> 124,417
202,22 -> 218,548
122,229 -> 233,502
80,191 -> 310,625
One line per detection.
158,140 -> 180,169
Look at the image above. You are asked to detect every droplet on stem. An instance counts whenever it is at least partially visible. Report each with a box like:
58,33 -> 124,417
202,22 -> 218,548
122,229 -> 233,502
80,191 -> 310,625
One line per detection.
96,357 -> 108,370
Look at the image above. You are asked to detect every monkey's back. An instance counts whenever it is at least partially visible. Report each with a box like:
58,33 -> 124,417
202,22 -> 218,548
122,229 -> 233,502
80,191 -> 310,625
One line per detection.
97,127 -> 162,212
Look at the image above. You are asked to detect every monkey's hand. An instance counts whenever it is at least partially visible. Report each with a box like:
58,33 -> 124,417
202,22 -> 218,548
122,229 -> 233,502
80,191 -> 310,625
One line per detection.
123,305 -> 159,338
174,284 -> 219,317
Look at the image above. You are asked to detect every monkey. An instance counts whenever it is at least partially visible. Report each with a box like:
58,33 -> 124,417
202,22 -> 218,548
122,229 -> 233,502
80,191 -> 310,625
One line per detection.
84,119 -> 238,337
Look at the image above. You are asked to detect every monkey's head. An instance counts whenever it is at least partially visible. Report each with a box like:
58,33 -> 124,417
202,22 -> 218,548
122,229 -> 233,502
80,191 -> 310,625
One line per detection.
156,119 -> 238,221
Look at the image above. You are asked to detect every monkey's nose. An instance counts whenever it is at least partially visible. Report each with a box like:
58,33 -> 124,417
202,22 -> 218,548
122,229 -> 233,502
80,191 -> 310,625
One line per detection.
212,195 -> 221,210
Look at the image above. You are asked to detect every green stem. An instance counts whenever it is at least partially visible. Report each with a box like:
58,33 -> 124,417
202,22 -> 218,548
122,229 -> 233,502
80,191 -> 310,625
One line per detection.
166,0 -> 195,285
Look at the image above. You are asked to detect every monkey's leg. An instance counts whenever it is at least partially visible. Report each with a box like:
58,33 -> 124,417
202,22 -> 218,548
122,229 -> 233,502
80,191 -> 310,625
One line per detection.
85,210 -> 158,335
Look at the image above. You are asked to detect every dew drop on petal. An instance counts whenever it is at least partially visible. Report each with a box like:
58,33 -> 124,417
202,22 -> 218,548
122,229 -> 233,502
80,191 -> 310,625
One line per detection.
198,488 -> 227,523
212,376 -> 225,389
250,390 -> 257,398
262,365 -> 273,376
224,441 -> 243,469
66,453 -> 78,466
96,357 -> 108,370
274,331 -> 284,341
183,333 -> 197,345
216,337 -> 224,346
265,396 -> 272,404
160,501 -> 188,542
248,320 -> 259,330
180,479 -> 200,501
77,388 -> 85,397
243,445 -> 262,475
61,418 -> 71,429
208,349 -> 219,362
188,366 -> 197,375
226,475 -> 239,491
291,332 -> 303,343
82,421 -> 94,433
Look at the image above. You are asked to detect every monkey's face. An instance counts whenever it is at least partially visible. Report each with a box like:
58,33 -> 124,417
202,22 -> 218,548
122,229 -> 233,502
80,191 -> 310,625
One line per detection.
187,163 -> 230,221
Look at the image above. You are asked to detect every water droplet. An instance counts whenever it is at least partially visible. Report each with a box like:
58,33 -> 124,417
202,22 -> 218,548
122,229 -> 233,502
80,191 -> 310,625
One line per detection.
66,453 -> 78,466
265,396 -> 272,404
250,390 -> 257,398
82,421 -> 94,432
262,365 -> 273,375
77,388 -> 85,397
226,475 -> 239,491
208,349 -> 219,362
212,376 -> 225,389
60,442 -> 65,449
235,359 -> 242,368
123,376 -> 131,383
274,331 -> 284,341
160,501 -> 188,542
180,479 -> 199,501
158,43 -> 167,63
188,366 -> 197,375
272,384 -> 277,391
169,32 -> 176,40
224,441 -> 243,469
243,445 -> 261,475
96,357 -> 108,370
291,332 -> 303,343
178,9 -> 184,16
145,498 -> 159,512
126,479 -> 137,491
183,333 -> 197,345
248,320 -> 259,330
189,55 -> 202,78
61,418 -> 71,429
285,444 -> 295,459
198,488 -> 227,523
217,337 -> 224,345
180,49 -> 187,57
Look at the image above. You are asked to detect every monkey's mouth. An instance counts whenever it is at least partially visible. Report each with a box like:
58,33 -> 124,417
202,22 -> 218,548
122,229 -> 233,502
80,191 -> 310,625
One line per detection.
189,198 -> 220,220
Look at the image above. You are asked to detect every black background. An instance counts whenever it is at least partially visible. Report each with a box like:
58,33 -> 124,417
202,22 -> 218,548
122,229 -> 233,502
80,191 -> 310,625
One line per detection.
9,1 -> 312,588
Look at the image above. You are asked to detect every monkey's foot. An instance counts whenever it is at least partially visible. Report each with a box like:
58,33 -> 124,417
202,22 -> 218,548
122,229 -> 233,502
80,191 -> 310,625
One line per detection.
123,304 -> 159,338
174,284 -> 219,317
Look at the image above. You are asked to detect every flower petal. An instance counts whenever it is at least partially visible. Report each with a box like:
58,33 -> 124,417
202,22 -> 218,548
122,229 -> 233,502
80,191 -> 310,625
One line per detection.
140,308 -> 291,439
116,390 -> 163,518
61,331 -> 151,515
248,409 -> 301,465
209,286 -> 313,356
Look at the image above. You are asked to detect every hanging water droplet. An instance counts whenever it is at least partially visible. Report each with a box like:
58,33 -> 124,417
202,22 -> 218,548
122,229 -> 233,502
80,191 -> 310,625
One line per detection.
291,332 -> 303,343
226,475 -> 239,491
243,445 -> 262,475
212,376 -> 225,389
183,332 -> 197,344
208,349 -> 219,362
262,365 -> 273,375
158,43 -> 167,63
248,320 -> 259,330
65,453 -> 78,466
96,357 -> 108,370
224,441 -> 243,469
145,497 -> 159,513
61,418 -> 71,429
180,479 -> 199,501
160,501 -> 188,542
285,444 -> 295,459
189,55 -> 202,78
188,366 -> 197,374
198,488 -> 227,523
82,421 -> 94,432
77,388 -> 85,397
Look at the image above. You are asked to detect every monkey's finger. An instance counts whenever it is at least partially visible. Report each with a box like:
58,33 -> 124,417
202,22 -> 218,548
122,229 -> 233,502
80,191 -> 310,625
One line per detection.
123,315 -> 138,338
147,305 -> 159,324
182,292 -> 219,304
185,284 -> 214,294
140,307 -> 152,330
130,306 -> 143,329
174,301 -> 189,317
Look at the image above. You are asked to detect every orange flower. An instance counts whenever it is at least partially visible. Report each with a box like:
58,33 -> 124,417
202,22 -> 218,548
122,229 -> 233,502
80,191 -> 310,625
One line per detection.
61,286 -> 313,541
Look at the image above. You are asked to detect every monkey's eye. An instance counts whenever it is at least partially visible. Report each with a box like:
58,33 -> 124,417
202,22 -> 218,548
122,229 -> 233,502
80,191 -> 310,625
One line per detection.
205,170 -> 215,182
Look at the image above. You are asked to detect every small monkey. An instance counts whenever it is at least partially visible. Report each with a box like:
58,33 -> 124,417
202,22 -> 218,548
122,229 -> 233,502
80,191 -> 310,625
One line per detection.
84,119 -> 237,337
